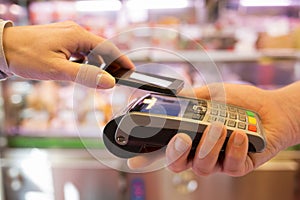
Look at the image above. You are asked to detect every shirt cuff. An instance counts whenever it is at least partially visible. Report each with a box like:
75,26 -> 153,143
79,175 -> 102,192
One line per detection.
0,19 -> 13,80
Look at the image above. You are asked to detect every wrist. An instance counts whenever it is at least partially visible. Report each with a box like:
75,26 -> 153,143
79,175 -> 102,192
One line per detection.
274,82 -> 300,146
0,20 -> 14,79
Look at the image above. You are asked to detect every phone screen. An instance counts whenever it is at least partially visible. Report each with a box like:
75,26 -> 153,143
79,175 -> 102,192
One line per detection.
133,95 -> 189,117
129,72 -> 173,87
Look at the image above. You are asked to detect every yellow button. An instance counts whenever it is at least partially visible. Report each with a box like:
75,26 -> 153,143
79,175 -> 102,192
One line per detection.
248,116 -> 257,125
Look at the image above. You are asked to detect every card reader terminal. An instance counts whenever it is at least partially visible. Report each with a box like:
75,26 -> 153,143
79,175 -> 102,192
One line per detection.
103,93 -> 266,159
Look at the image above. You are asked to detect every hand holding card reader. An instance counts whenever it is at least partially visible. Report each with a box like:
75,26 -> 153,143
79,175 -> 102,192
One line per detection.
103,93 -> 266,159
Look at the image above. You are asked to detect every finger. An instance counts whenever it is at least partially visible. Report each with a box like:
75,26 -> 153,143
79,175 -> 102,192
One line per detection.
178,88 -> 197,98
192,122 -> 227,176
198,122 -> 225,159
65,22 -> 134,70
89,39 -> 135,70
77,63 -> 115,89
222,131 -> 249,176
61,62 -> 115,89
127,152 -> 164,170
193,83 -> 227,102
127,156 -> 152,169
166,133 -> 192,173
193,86 -> 210,99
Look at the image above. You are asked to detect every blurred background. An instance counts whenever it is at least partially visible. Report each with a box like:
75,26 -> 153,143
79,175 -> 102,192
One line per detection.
1,0 -> 300,199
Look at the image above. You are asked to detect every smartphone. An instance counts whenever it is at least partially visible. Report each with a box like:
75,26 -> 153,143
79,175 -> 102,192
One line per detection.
103,93 -> 266,159
102,65 -> 184,95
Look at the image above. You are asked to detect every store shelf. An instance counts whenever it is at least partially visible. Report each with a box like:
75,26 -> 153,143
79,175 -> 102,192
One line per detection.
2,147 -> 300,170
128,50 -> 300,63
0,148 -> 126,172
5,136 -> 105,149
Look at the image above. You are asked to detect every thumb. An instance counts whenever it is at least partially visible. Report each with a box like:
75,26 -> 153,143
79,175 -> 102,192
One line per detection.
75,63 -> 115,89
193,83 -> 226,101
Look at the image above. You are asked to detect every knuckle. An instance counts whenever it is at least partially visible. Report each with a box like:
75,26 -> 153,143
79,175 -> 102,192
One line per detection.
46,63 -> 71,81
223,167 -> 240,175
192,165 -> 212,177
223,169 -> 244,177
167,162 -> 186,173
62,20 -> 78,26
62,21 -> 84,33
47,67 -> 62,79
222,163 -> 248,177
169,166 -> 184,173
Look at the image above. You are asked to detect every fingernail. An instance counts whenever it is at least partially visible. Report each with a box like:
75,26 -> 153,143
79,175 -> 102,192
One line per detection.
198,122 -> 223,159
174,136 -> 189,153
97,73 -> 115,88
234,132 -> 245,146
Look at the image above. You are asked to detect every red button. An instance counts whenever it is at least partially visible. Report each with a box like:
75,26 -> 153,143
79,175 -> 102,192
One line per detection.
248,125 -> 257,132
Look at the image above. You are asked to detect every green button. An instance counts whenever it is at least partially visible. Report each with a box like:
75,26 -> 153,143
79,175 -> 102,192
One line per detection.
246,111 -> 255,117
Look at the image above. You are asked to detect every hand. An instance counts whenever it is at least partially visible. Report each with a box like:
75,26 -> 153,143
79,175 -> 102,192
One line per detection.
2,21 -> 134,88
166,83 -> 300,177
128,82 -> 300,176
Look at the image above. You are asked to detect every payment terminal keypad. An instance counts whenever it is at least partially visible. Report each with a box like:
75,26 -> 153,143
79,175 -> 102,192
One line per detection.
184,100 -> 259,134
